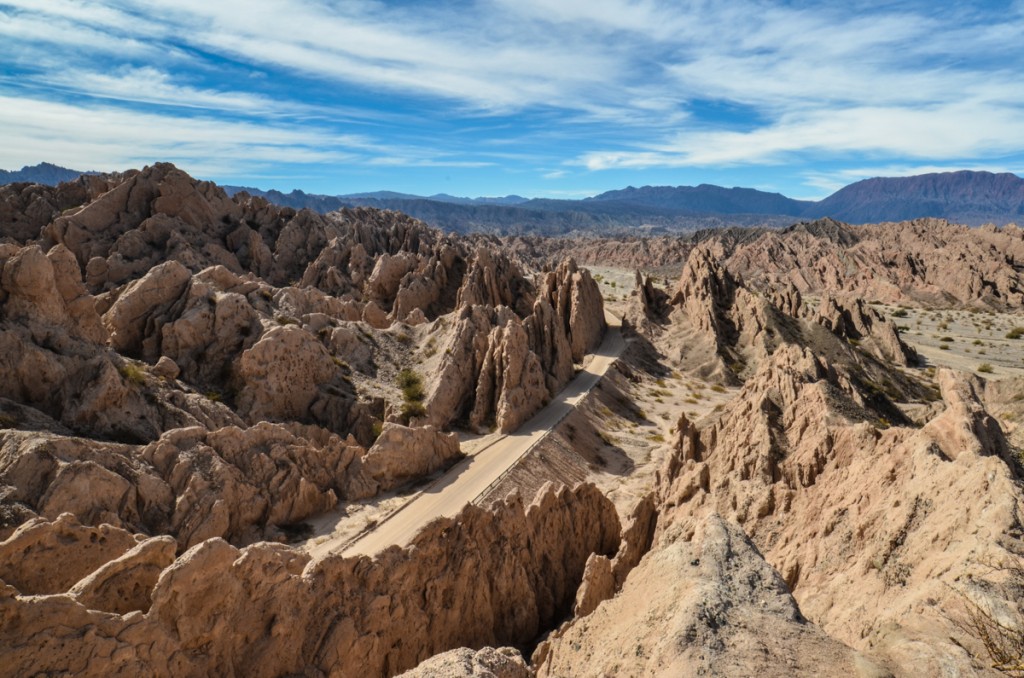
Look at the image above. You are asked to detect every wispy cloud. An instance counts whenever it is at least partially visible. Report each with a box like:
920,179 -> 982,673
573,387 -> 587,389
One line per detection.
2,1 -> 1023,196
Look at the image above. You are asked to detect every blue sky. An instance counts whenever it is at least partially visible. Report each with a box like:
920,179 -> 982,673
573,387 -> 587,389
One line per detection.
2,1 -> 1024,200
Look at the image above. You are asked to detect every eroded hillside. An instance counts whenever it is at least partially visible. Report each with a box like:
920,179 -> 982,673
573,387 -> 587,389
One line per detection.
3,166 -> 1024,677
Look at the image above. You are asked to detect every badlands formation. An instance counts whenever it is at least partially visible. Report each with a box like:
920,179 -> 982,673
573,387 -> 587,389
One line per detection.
2,164 -> 1024,677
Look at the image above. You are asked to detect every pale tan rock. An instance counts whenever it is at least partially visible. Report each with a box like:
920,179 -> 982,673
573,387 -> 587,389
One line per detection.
538,515 -> 888,678
572,553 -> 614,618
0,483 -> 620,678
656,345 -> 1024,675
404,307 -> 428,326
362,299 -> 391,328
399,647 -> 530,678
159,281 -> 261,384
235,325 -> 336,423
103,260 -> 191,356
68,535 -> 177,614
345,423 -> 461,499
814,292 -> 916,366
366,251 -> 419,304
152,356 -> 180,380
1,245 -> 69,328
0,513 -> 141,595
47,244 -> 108,343
471,316 -> 548,433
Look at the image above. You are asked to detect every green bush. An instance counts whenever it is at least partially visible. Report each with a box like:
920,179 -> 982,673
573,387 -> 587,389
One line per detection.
118,362 -> 147,385
1007,327 -> 1024,340
978,363 -> 995,374
400,401 -> 426,421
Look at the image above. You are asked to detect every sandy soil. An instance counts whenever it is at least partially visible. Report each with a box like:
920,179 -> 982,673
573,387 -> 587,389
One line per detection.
871,302 -> 1024,380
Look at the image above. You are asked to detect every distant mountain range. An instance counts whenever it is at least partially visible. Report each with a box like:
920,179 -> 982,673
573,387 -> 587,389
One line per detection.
4,163 -> 1023,234
0,162 -> 96,186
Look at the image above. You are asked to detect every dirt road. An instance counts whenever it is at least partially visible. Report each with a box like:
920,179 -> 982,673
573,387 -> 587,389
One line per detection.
308,311 -> 625,559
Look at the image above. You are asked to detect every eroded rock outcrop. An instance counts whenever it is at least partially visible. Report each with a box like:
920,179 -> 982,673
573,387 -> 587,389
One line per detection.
656,345 -> 1024,675
0,423 -> 368,549
399,647 -> 530,678
344,423 -> 462,499
427,257 -> 605,433
666,245 -> 792,381
1,483 -> 620,678
538,515 -> 888,678
813,292 -> 917,366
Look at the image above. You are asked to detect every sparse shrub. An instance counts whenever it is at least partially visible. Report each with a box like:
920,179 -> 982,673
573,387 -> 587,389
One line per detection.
205,390 -> 222,402
940,336 -> 954,343
118,362 -> 147,385
0,413 -> 18,428
648,433 -> 665,443
395,331 -> 412,344
1007,327 -> 1024,340
397,369 -> 425,402
978,363 -> 995,374
940,345 -> 950,350
710,384 -> 726,393
891,308 -> 909,318
973,339 -> 984,346
275,315 -> 298,326
399,401 -> 425,422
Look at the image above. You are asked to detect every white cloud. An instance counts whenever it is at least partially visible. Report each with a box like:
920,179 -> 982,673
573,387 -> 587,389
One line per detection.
3,0 -> 1024,186
578,102 -> 1024,169
0,93 -> 388,176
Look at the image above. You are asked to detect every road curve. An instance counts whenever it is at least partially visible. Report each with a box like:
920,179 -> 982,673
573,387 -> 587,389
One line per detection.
309,310 -> 625,559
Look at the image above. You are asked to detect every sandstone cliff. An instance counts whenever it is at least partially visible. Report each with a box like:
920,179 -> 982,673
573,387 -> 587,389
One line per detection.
1,483 -> 620,678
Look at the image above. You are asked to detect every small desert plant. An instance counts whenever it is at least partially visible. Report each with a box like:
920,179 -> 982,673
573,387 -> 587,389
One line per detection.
940,336 -> 954,343
118,362 -> 147,385
0,413 -> 18,428
1007,327 -> 1024,340
710,384 -> 726,393
891,308 -> 909,318
940,344 -> 951,350
400,401 -> 426,422
978,363 -> 995,374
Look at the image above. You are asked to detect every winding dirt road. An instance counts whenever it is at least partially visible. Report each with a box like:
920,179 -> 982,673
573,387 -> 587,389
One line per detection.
308,311 -> 624,559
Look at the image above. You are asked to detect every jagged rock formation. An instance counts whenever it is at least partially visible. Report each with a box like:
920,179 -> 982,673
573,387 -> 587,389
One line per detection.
509,218 -> 1024,311
655,345 -> 1024,675
1,424 -> 348,547
399,647 -> 531,678
344,423 -> 462,499
1,482 -> 620,678
726,218 -> 1024,309
811,293 -> 917,366
537,516 -> 889,678
427,258 -> 605,432
660,245 -> 794,381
